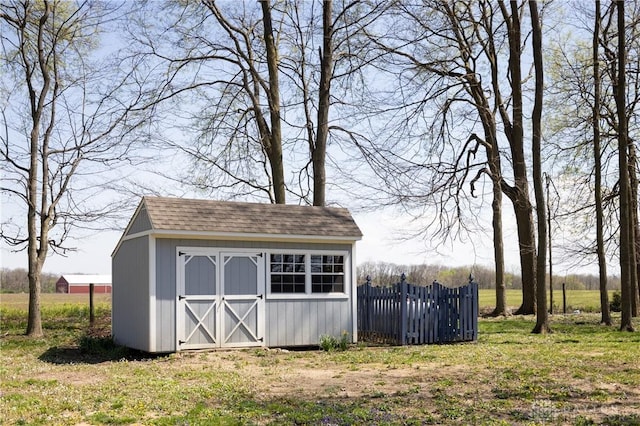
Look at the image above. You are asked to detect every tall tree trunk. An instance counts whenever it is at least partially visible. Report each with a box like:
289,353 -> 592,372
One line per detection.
25,2 -> 53,337
530,0 -> 550,334
629,143 -> 639,316
499,0 -> 536,315
260,0 -> 286,204
27,97 -> 43,336
593,0 -> 612,326
491,164 -> 507,316
484,16 -> 507,317
26,260 -> 43,337
313,0 -> 333,207
440,1 -> 507,316
26,190 -> 44,337
636,207 -> 640,312
546,175 -> 554,315
616,0 -> 634,332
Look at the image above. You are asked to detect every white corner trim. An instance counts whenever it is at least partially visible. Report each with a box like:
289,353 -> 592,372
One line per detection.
148,235 -> 156,352
351,243 -> 358,343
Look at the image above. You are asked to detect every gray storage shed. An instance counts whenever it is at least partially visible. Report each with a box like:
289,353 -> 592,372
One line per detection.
111,196 -> 362,353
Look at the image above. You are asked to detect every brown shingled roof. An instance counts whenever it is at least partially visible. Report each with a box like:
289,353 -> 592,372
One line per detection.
141,196 -> 362,239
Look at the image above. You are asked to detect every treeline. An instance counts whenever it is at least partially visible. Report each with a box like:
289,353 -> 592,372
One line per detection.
1,268 -> 58,293
357,261 -> 621,291
0,265 -> 621,294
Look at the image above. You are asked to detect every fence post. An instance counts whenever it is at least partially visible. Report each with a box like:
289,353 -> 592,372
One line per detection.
361,275 -> 369,339
473,281 -> 479,341
468,274 -> 479,341
399,273 -> 408,345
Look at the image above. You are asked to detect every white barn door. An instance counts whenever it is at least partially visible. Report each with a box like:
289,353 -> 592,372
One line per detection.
177,251 -> 219,350
221,253 -> 265,348
177,249 -> 264,350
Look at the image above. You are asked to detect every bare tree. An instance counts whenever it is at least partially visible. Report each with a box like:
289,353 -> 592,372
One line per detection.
495,0 -> 537,315
311,0 -> 332,206
530,0 -> 550,334
616,0 -> 634,331
126,0 -> 384,206
357,0 -> 552,315
542,1 -> 640,324
593,0 -> 613,325
1,0 -> 144,336
631,142 -> 640,314
259,0 -> 286,203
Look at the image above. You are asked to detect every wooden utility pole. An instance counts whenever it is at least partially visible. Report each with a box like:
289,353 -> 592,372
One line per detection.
89,283 -> 95,327
546,174 -> 553,315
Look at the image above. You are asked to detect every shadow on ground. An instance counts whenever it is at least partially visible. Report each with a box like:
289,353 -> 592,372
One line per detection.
38,344 -> 166,365
39,328 -> 167,364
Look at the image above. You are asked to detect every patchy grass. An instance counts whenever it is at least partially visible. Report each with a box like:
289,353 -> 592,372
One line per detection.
1,294 -> 639,425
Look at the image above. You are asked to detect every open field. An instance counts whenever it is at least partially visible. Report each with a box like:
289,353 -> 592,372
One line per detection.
0,288 -> 609,312
0,293 -> 112,310
477,289 -> 615,313
1,294 -> 639,425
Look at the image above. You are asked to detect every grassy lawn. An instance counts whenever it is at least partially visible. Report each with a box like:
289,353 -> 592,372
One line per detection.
1,294 -> 639,425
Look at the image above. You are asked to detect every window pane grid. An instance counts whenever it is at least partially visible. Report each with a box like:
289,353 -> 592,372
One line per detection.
311,255 -> 344,293
270,274 -> 306,293
269,253 -> 346,295
270,254 -> 306,294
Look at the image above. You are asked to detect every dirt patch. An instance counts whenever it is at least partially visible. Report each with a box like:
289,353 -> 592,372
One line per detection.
169,347 -> 640,423
178,348 -> 470,402
36,369 -> 103,387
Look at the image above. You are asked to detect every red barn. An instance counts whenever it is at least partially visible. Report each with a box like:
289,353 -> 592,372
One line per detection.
55,274 -> 112,294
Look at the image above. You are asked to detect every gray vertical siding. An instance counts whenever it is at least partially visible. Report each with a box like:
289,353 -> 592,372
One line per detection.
151,238 -> 355,351
154,239 -> 176,352
264,299 -> 350,346
112,236 -> 150,351
126,207 -> 152,235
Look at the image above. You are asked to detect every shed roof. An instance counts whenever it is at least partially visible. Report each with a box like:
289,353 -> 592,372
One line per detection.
59,274 -> 112,285
136,196 -> 362,239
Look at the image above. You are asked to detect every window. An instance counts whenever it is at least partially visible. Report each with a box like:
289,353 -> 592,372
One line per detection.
268,252 -> 347,296
270,254 -> 305,293
311,255 -> 344,293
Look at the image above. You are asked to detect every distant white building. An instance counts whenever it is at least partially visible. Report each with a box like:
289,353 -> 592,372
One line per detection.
55,274 -> 112,294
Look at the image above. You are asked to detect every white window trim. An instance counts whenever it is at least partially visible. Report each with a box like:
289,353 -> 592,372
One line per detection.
266,249 -> 350,300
